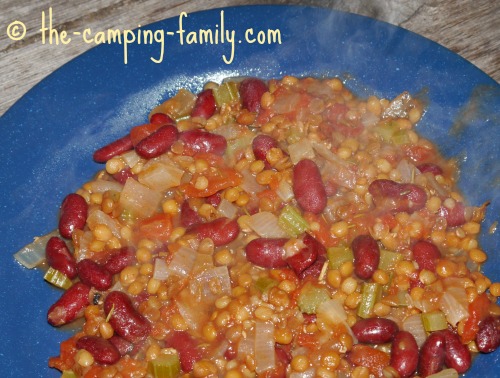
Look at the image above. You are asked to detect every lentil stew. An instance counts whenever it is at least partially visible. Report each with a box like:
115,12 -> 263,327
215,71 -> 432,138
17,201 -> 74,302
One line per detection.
20,76 -> 499,377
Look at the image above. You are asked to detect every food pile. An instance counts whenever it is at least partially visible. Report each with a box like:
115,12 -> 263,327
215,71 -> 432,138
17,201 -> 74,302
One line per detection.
17,76 -> 500,378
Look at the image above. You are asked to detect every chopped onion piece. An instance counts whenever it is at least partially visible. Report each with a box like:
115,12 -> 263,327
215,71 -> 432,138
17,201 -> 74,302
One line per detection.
290,369 -> 315,378
176,288 -> 210,331
88,179 -> 123,193
168,246 -> 197,277
254,321 -> 276,374
439,287 -> 469,326
240,169 -> 265,194
317,299 -> 357,343
248,211 -> 288,238
14,230 -> 59,269
87,209 -> 121,238
272,92 -> 300,114
396,159 -> 418,183
276,178 -> 294,202
402,313 -> 427,347
190,266 -> 232,301
217,198 -> 239,219
153,257 -> 169,280
73,230 -> 93,261
212,123 -> 246,140
121,150 -> 141,168
288,138 -> 315,164
360,111 -> 379,127
238,331 -> 255,358
424,172 -> 448,198
119,178 -> 162,218
312,142 -> 357,189
138,161 -> 184,191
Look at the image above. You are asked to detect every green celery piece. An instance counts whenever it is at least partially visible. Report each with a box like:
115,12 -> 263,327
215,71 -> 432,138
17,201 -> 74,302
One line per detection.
421,311 -> 448,332
392,130 -> 411,145
278,205 -> 309,238
61,371 -> 77,378
374,121 -> 397,142
214,81 -> 239,107
44,267 -> 73,290
148,354 -> 181,378
327,246 -> 354,270
255,277 -> 279,293
378,249 -> 403,272
357,283 -> 382,318
297,282 -> 331,314
395,290 -> 409,306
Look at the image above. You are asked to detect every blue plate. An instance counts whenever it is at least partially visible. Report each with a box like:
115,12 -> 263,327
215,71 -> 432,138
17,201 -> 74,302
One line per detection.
0,5 -> 498,376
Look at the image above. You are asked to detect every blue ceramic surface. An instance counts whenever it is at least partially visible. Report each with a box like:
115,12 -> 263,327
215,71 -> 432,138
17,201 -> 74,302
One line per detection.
0,5 -> 498,376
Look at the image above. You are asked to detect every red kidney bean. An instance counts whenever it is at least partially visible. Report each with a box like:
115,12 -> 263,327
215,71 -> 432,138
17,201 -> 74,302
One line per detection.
58,193 -> 88,239
239,78 -> 268,112
286,244 -> 317,275
93,134 -> 134,163
103,247 -> 137,275
352,234 -> 380,280
205,191 -> 222,207
45,236 -> 77,279
135,124 -> 178,159
368,179 -> 427,214
76,335 -> 121,365
179,129 -> 227,156
252,134 -> 279,168
418,331 -> 446,377
443,329 -> 471,374
438,201 -> 466,228
351,318 -> 399,344
109,335 -> 134,356
104,291 -> 151,343
112,167 -> 135,185
188,217 -> 240,246
191,89 -> 216,119
77,259 -> 113,291
224,343 -> 237,360
390,331 -> 419,378
165,331 -> 202,372
268,347 -> 290,378
245,238 -> 288,268
412,240 -> 441,271
293,159 -> 327,214
150,112 -> 174,125
299,255 -> 327,280
417,163 -> 443,176
180,200 -> 203,228
47,282 -> 91,326
476,316 -> 500,353
285,233 -> 325,276
303,233 -> 327,257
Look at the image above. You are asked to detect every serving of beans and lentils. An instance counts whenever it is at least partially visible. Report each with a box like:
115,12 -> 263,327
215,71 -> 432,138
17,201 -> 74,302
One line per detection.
39,76 -> 500,378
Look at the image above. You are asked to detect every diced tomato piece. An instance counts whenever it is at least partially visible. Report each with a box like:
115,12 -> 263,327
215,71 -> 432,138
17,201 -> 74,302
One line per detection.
135,213 -> 173,243
348,344 -> 391,377
461,293 -> 491,343
48,335 -> 80,371
303,212 -> 339,248
402,144 -> 435,163
129,123 -> 163,146
181,164 -> 241,198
